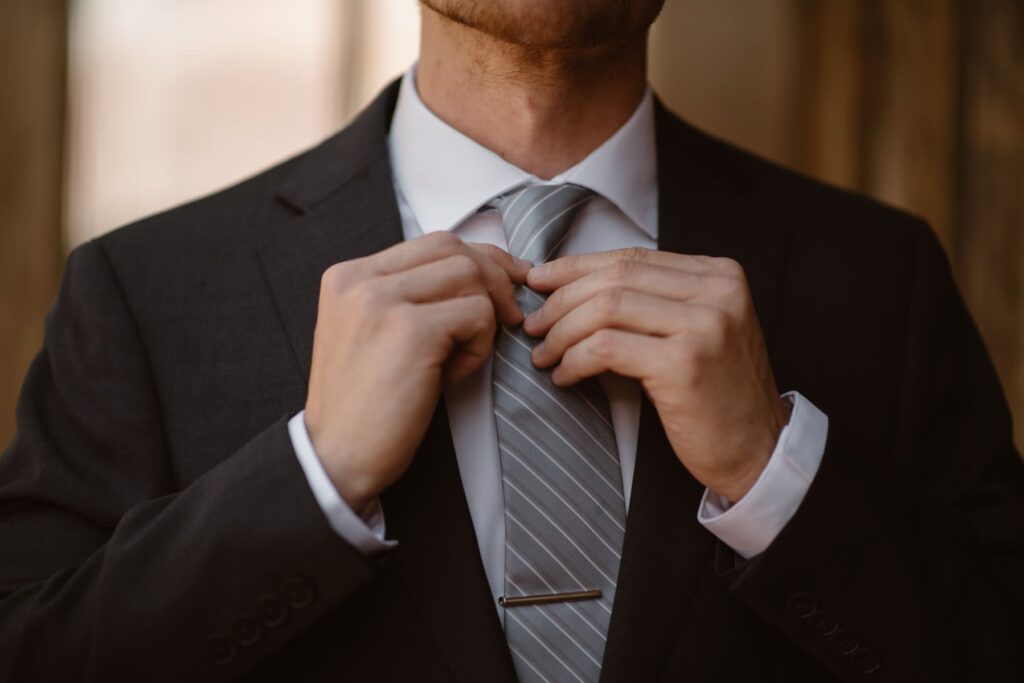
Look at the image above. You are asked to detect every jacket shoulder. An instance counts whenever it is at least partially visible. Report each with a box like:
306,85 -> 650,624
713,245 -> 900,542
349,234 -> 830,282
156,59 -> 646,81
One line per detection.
92,80 -> 402,265
658,104 -> 938,253
91,142 -> 315,264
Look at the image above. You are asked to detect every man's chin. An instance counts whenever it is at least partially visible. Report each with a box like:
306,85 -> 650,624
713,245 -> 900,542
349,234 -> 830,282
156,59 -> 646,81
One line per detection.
421,0 -> 665,50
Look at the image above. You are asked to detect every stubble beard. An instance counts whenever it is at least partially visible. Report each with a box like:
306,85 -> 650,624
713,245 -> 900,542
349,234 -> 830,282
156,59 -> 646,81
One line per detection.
419,0 -> 665,51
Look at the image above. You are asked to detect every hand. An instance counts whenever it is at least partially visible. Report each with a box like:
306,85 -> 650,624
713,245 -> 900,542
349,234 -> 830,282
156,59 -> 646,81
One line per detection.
305,232 -> 529,512
523,247 -> 789,502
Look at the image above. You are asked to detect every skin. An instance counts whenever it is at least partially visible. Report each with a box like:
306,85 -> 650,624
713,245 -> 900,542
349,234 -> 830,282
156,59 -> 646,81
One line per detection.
306,0 -> 787,513
306,234 -> 530,512
416,0 -> 661,178
525,249 -> 789,502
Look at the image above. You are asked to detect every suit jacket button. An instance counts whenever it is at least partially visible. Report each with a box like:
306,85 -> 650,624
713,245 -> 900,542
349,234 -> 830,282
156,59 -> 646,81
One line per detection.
851,647 -> 881,674
204,633 -> 236,666
809,610 -> 839,637
830,630 -> 859,655
256,593 -> 289,628
280,576 -> 316,610
786,592 -> 816,619
230,613 -> 263,647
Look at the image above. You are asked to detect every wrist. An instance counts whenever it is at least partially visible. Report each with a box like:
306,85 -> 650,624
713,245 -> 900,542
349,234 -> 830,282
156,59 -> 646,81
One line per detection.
331,475 -> 377,518
714,451 -> 771,504
714,397 -> 792,503
304,412 -> 380,515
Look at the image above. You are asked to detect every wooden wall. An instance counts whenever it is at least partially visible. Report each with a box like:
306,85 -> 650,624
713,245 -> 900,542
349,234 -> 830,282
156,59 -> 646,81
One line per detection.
956,0 -> 1024,454
651,0 -> 1024,451
0,0 -> 66,447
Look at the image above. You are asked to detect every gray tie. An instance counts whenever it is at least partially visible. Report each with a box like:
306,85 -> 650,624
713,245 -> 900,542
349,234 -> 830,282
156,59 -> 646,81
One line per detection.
493,184 -> 626,683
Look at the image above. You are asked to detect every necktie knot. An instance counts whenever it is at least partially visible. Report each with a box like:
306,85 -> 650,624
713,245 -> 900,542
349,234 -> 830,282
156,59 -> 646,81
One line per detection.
497,184 -> 594,264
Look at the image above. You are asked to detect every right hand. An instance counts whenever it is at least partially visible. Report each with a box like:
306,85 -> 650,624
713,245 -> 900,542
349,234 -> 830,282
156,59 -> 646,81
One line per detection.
304,232 -> 529,512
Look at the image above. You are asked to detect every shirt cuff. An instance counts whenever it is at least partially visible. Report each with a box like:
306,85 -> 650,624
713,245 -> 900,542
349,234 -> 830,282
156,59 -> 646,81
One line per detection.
697,391 -> 828,559
288,411 -> 396,555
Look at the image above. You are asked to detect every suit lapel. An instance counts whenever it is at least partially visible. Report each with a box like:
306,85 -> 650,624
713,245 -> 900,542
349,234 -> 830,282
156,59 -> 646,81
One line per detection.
600,101 -> 792,682
383,403 -> 519,683
257,81 -> 405,381
257,81 -> 516,682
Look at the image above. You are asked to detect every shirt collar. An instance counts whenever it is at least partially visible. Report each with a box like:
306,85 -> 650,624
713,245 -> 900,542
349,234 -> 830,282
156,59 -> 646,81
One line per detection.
388,67 -> 658,239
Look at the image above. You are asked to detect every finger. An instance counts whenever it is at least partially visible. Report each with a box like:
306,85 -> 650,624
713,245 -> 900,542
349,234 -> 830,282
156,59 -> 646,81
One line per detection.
369,232 -> 528,282
382,253 -> 489,304
362,232 -> 471,275
528,247 -> 740,291
416,294 -> 497,384
369,233 -> 524,325
533,290 -> 692,368
457,246 -> 526,326
551,329 -> 663,387
466,242 -> 531,284
524,262 -> 711,336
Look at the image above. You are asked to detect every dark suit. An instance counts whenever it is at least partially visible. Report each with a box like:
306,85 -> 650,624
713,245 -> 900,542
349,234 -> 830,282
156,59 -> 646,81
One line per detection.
1,81 -> 1022,681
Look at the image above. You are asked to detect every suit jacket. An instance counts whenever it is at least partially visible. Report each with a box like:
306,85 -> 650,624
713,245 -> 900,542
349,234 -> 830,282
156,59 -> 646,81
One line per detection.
1,80 -> 1022,682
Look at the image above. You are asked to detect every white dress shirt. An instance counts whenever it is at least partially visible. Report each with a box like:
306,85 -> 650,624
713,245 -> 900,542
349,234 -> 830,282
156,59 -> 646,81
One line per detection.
289,69 -> 830,616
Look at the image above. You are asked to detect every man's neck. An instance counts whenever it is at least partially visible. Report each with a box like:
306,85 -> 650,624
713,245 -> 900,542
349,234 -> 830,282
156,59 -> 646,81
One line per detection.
416,9 -> 648,180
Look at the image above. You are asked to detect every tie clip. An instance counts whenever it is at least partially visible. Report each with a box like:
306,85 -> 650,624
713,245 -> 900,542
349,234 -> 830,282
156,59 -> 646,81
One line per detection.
498,589 -> 602,608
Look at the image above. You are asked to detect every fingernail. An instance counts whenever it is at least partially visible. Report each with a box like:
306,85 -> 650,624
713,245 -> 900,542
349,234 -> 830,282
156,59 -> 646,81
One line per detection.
532,342 -> 545,363
523,310 -> 539,328
530,263 -> 550,278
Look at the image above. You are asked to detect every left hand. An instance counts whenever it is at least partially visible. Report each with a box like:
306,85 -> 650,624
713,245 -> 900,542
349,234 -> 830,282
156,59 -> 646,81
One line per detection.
524,247 -> 789,502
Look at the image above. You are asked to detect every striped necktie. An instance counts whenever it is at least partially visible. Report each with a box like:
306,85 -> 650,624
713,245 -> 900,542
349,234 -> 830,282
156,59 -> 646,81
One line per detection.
492,184 -> 626,683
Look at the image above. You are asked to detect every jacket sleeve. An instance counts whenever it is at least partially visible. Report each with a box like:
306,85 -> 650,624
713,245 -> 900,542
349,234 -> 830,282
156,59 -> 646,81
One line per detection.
719,222 -> 1024,681
0,240 -> 378,681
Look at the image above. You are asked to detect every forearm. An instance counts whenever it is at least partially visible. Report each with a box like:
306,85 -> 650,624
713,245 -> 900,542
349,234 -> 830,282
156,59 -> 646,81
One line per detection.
0,417 -> 377,682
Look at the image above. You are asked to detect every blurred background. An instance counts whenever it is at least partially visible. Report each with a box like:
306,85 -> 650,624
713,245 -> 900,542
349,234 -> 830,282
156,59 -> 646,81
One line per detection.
1,0 -> 1021,450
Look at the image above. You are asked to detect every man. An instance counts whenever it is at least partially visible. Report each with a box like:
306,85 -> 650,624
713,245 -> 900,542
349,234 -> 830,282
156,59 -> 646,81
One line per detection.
1,0 -> 1022,680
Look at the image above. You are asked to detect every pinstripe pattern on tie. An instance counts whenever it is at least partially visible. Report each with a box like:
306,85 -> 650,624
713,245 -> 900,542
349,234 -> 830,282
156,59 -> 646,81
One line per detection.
493,185 -> 626,683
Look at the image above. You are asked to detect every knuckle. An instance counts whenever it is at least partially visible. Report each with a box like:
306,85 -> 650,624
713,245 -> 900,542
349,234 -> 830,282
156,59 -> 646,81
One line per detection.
320,262 -> 349,292
610,258 -> 638,282
716,257 -> 746,279
558,346 -> 579,374
473,243 -> 504,261
346,280 -> 382,314
481,312 -> 498,337
425,231 -> 462,252
623,246 -> 650,262
697,308 -> 731,347
447,253 -> 480,279
716,274 -> 747,302
596,287 -> 624,319
467,295 -> 496,331
544,287 -> 564,313
588,328 -> 617,357
466,293 -> 494,317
